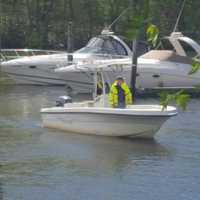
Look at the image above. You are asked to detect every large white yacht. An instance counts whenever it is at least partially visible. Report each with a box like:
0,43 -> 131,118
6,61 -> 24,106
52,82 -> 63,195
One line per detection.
0,30 -> 133,86
55,32 -> 200,93
1,31 -> 200,93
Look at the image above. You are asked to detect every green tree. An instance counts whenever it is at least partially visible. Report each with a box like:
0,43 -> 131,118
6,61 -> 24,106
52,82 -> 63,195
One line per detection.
0,0 -> 199,49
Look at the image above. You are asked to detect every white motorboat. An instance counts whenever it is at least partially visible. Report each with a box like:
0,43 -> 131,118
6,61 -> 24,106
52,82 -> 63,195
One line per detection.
40,69 -> 177,138
41,101 -> 177,138
0,30 -> 133,87
55,32 -> 200,93
1,30 -> 199,92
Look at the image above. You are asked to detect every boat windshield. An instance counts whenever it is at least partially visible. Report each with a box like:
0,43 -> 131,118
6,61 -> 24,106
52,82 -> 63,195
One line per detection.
161,36 -> 200,58
178,40 -> 199,58
159,39 -> 175,51
75,36 -> 128,56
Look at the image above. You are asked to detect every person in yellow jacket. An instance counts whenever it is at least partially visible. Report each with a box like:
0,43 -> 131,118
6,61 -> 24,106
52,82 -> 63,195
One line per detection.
109,76 -> 133,108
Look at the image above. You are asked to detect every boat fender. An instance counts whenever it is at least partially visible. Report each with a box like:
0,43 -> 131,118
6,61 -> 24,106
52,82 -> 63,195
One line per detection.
56,96 -> 72,107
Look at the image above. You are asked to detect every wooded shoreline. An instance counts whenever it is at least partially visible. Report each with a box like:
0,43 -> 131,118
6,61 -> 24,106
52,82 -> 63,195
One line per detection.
0,0 -> 199,50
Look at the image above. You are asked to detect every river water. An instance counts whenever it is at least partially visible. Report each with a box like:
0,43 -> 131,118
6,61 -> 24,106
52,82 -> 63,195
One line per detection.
0,86 -> 199,200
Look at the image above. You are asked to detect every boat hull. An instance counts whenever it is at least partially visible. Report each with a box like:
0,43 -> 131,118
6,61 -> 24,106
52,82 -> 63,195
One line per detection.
2,56 -> 200,92
0,67 -> 67,85
41,109 -> 172,138
57,61 -> 200,93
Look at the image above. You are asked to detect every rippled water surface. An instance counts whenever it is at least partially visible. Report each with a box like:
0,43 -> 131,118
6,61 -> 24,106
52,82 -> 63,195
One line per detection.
0,86 -> 200,200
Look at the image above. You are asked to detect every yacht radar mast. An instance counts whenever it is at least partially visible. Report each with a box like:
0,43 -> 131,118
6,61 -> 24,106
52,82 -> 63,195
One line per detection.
101,7 -> 129,35
173,0 -> 186,33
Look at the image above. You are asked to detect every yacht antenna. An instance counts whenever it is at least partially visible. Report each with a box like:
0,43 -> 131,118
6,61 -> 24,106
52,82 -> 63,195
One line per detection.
173,0 -> 186,32
108,7 -> 129,30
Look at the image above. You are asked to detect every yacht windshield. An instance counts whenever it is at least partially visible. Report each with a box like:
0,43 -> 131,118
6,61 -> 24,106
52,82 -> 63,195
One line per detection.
159,39 -> 175,51
178,40 -> 199,58
75,36 -> 128,56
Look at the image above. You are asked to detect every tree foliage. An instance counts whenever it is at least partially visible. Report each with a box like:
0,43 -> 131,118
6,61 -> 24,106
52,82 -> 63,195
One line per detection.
160,90 -> 190,111
146,23 -> 159,47
0,0 -> 199,50
189,59 -> 200,75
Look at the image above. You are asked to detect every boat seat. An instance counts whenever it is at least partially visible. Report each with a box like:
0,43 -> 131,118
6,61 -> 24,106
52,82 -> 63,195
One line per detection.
64,101 -> 95,108
140,50 -> 193,64
64,95 -> 109,108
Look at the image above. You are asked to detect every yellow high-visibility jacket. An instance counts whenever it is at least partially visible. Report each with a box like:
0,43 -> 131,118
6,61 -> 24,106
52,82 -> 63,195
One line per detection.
109,81 -> 133,107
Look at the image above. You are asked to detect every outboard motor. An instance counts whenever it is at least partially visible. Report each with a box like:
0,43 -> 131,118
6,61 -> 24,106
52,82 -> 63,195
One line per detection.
56,96 -> 72,107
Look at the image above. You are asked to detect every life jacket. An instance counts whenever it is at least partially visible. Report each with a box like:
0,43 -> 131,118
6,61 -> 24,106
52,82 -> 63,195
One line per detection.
109,81 -> 133,107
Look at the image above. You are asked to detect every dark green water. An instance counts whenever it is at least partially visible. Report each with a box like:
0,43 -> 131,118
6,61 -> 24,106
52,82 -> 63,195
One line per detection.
0,86 -> 200,200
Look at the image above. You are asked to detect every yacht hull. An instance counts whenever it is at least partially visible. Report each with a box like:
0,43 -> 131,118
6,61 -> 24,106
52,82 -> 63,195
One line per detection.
2,60 -> 200,93
41,106 -> 176,138
1,31 -> 200,92
56,60 -> 200,93
1,67 -> 67,85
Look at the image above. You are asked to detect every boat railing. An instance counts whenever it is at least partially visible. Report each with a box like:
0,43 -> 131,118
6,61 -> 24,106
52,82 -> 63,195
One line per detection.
0,49 -> 66,62
55,53 -> 129,69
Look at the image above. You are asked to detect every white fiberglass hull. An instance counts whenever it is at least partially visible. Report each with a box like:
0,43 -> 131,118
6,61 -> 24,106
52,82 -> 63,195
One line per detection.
0,65 -> 67,85
0,66 -> 93,93
56,59 -> 200,93
0,53 -> 97,91
2,56 -> 200,92
136,58 -> 200,89
41,105 -> 177,138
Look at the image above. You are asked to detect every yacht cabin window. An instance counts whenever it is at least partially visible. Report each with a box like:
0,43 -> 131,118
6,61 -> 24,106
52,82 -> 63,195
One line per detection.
76,36 -> 128,56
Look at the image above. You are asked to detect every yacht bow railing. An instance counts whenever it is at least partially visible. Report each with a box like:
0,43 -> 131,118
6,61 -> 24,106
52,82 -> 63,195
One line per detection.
0,49 -> 65,62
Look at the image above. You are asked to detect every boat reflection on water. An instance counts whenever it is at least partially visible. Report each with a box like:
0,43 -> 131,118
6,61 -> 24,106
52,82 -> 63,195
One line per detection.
40,130 -> 171,175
